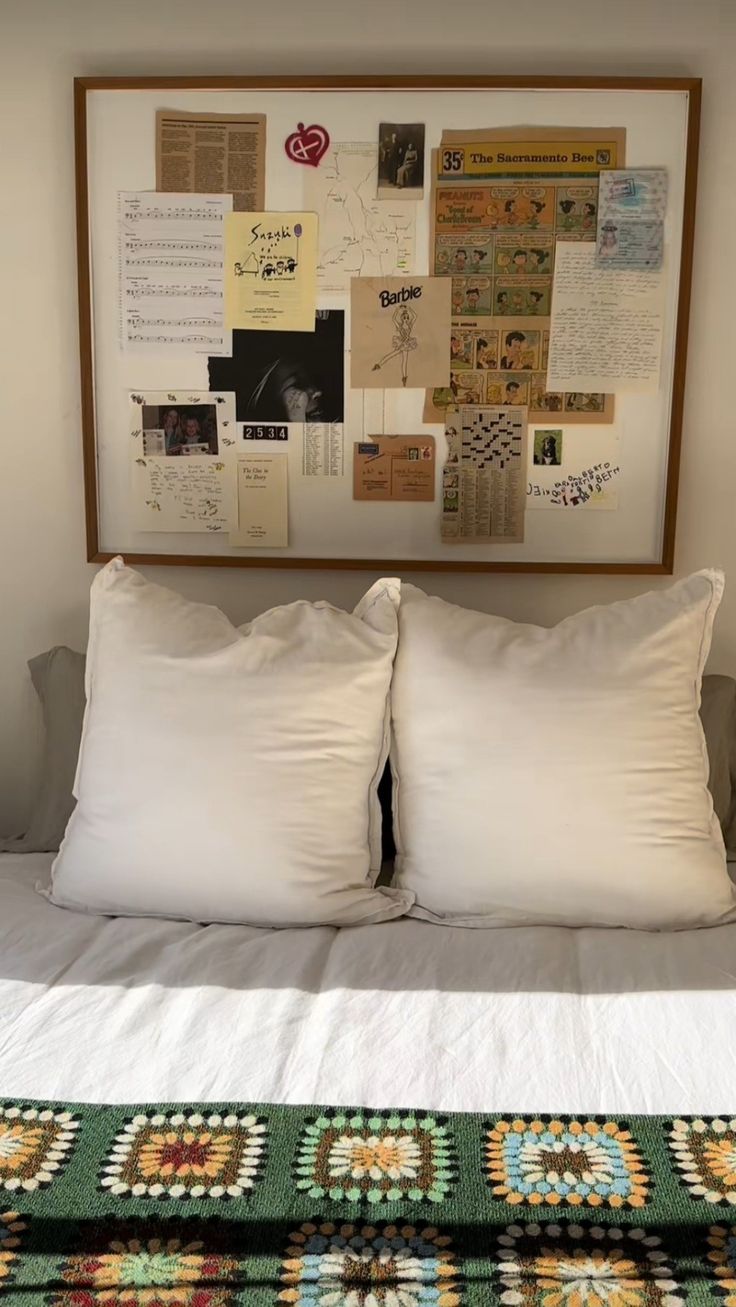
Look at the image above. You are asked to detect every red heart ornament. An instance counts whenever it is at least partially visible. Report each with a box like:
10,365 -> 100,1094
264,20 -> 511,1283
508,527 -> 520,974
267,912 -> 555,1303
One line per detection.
284,122 -> 330,168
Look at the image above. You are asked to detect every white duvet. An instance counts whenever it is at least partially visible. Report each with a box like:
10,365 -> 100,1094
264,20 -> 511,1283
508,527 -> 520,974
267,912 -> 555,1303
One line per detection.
2,854 -> 736,1113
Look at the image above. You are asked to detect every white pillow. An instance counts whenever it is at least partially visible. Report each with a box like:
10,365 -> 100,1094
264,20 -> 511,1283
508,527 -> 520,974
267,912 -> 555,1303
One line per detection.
49,559 -> 413,927
391,572 -> 736,930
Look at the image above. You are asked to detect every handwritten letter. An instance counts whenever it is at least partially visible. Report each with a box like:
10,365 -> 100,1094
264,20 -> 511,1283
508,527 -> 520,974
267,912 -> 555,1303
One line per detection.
546,242 -> 664,394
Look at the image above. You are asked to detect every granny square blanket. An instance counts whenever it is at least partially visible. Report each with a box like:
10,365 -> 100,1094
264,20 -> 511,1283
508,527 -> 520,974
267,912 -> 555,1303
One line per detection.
0,1100 -> 734,1305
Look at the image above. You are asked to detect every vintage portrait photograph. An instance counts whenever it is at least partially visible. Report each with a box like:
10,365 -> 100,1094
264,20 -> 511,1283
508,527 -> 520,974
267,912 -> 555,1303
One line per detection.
208,310 -> 345,422
141,403 -> 219,456
377,123 -> 426,199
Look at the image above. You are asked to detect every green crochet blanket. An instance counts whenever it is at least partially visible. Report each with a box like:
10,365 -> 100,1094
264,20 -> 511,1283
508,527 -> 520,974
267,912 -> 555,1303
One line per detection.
0,1098 -> 734,1305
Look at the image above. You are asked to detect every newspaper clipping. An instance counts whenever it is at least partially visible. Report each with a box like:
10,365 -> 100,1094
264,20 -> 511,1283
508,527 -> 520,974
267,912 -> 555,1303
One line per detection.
427,127 -> 625,425
156,110 -> 266,212
442,405 -> 527,543
433,316 -> 609,420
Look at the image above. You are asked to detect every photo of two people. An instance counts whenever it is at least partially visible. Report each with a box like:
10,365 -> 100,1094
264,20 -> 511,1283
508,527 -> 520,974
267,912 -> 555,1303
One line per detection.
141,404 -> 219,457
377,122 -> 426,200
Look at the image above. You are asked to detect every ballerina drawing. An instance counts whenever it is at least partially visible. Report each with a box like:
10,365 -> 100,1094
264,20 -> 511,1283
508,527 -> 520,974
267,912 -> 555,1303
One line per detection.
371,305 -> 419,387
350,275 -> 451,391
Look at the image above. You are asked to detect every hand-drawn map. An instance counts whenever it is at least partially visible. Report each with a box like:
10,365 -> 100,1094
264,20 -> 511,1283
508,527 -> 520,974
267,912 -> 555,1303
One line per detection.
304,142 -> 416,294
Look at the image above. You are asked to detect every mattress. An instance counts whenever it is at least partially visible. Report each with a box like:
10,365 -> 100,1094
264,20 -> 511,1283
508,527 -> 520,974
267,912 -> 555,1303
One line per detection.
2,852 -> 736,1113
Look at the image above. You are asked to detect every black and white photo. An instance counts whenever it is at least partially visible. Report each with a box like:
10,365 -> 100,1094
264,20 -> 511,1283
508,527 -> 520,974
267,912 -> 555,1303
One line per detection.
208,310 -> 345,423
377,123 -> 426,200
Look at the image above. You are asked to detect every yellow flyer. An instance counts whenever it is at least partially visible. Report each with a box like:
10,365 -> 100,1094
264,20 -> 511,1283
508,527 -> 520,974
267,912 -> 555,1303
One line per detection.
225,212 -> 318,332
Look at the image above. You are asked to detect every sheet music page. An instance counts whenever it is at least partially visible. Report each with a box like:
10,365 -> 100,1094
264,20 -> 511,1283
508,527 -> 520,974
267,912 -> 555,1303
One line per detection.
118,192 -> 232,355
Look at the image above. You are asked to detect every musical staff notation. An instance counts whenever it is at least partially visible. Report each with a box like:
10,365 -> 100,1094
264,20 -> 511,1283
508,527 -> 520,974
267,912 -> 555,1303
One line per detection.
128,318 -> 218,329
125,239 -> 220,253
118,191 -> 231,355
128,334 -> 219,344
125,257 -> 221,269
125,285 -> 223,299
123,205 -> 223,223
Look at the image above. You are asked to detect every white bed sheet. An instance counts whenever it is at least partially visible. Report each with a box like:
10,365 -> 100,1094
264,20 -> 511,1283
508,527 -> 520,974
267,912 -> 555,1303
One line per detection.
1,853 -> 735,1114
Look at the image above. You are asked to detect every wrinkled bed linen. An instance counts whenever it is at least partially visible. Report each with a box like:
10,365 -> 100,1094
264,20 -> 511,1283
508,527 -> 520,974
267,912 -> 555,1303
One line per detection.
2,854 -> 736,1112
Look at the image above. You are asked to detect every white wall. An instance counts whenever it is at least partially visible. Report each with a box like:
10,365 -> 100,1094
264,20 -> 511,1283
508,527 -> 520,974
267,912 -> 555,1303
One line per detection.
0,0 -> 734,834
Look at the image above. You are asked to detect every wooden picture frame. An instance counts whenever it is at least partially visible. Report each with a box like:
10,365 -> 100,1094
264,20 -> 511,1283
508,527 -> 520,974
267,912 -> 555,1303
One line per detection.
75,75 -> 701,573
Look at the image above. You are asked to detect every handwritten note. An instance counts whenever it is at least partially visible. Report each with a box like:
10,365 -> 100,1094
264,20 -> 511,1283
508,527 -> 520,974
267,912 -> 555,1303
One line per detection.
139,460 -> 231,529
546,242 -> 664,394
130,390 -> 237,532
528,462 -> 621,510
118,193 -> 232,355
231,454 -> 288,547
225,212 -> 318,331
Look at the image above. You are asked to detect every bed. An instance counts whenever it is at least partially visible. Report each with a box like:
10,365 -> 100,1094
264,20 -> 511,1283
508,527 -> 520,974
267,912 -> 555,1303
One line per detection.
4,852 -> 736,1113
4,852 -> 736,1305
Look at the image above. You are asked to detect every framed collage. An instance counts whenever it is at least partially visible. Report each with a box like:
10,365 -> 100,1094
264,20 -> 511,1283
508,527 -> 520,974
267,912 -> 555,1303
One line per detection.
75,75 -> 701,571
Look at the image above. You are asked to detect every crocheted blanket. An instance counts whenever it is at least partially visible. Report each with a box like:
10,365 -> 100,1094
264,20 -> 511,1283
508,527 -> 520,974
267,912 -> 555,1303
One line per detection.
0,1099 -> 733,1305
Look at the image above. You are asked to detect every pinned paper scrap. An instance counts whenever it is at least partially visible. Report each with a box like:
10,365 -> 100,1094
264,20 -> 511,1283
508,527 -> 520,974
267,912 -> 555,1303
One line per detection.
130,390 -> 237,533
442,406 -> 526,543
350,277 -> 451,389
547,241 -> 664,394
225,212 -> 318,332
596,168 -> 668,270
231,453 -> 288,547
303,422 -> 344,478
208,312 -> 345,422
353,435 -> 435,502
304,142 -> 416,295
